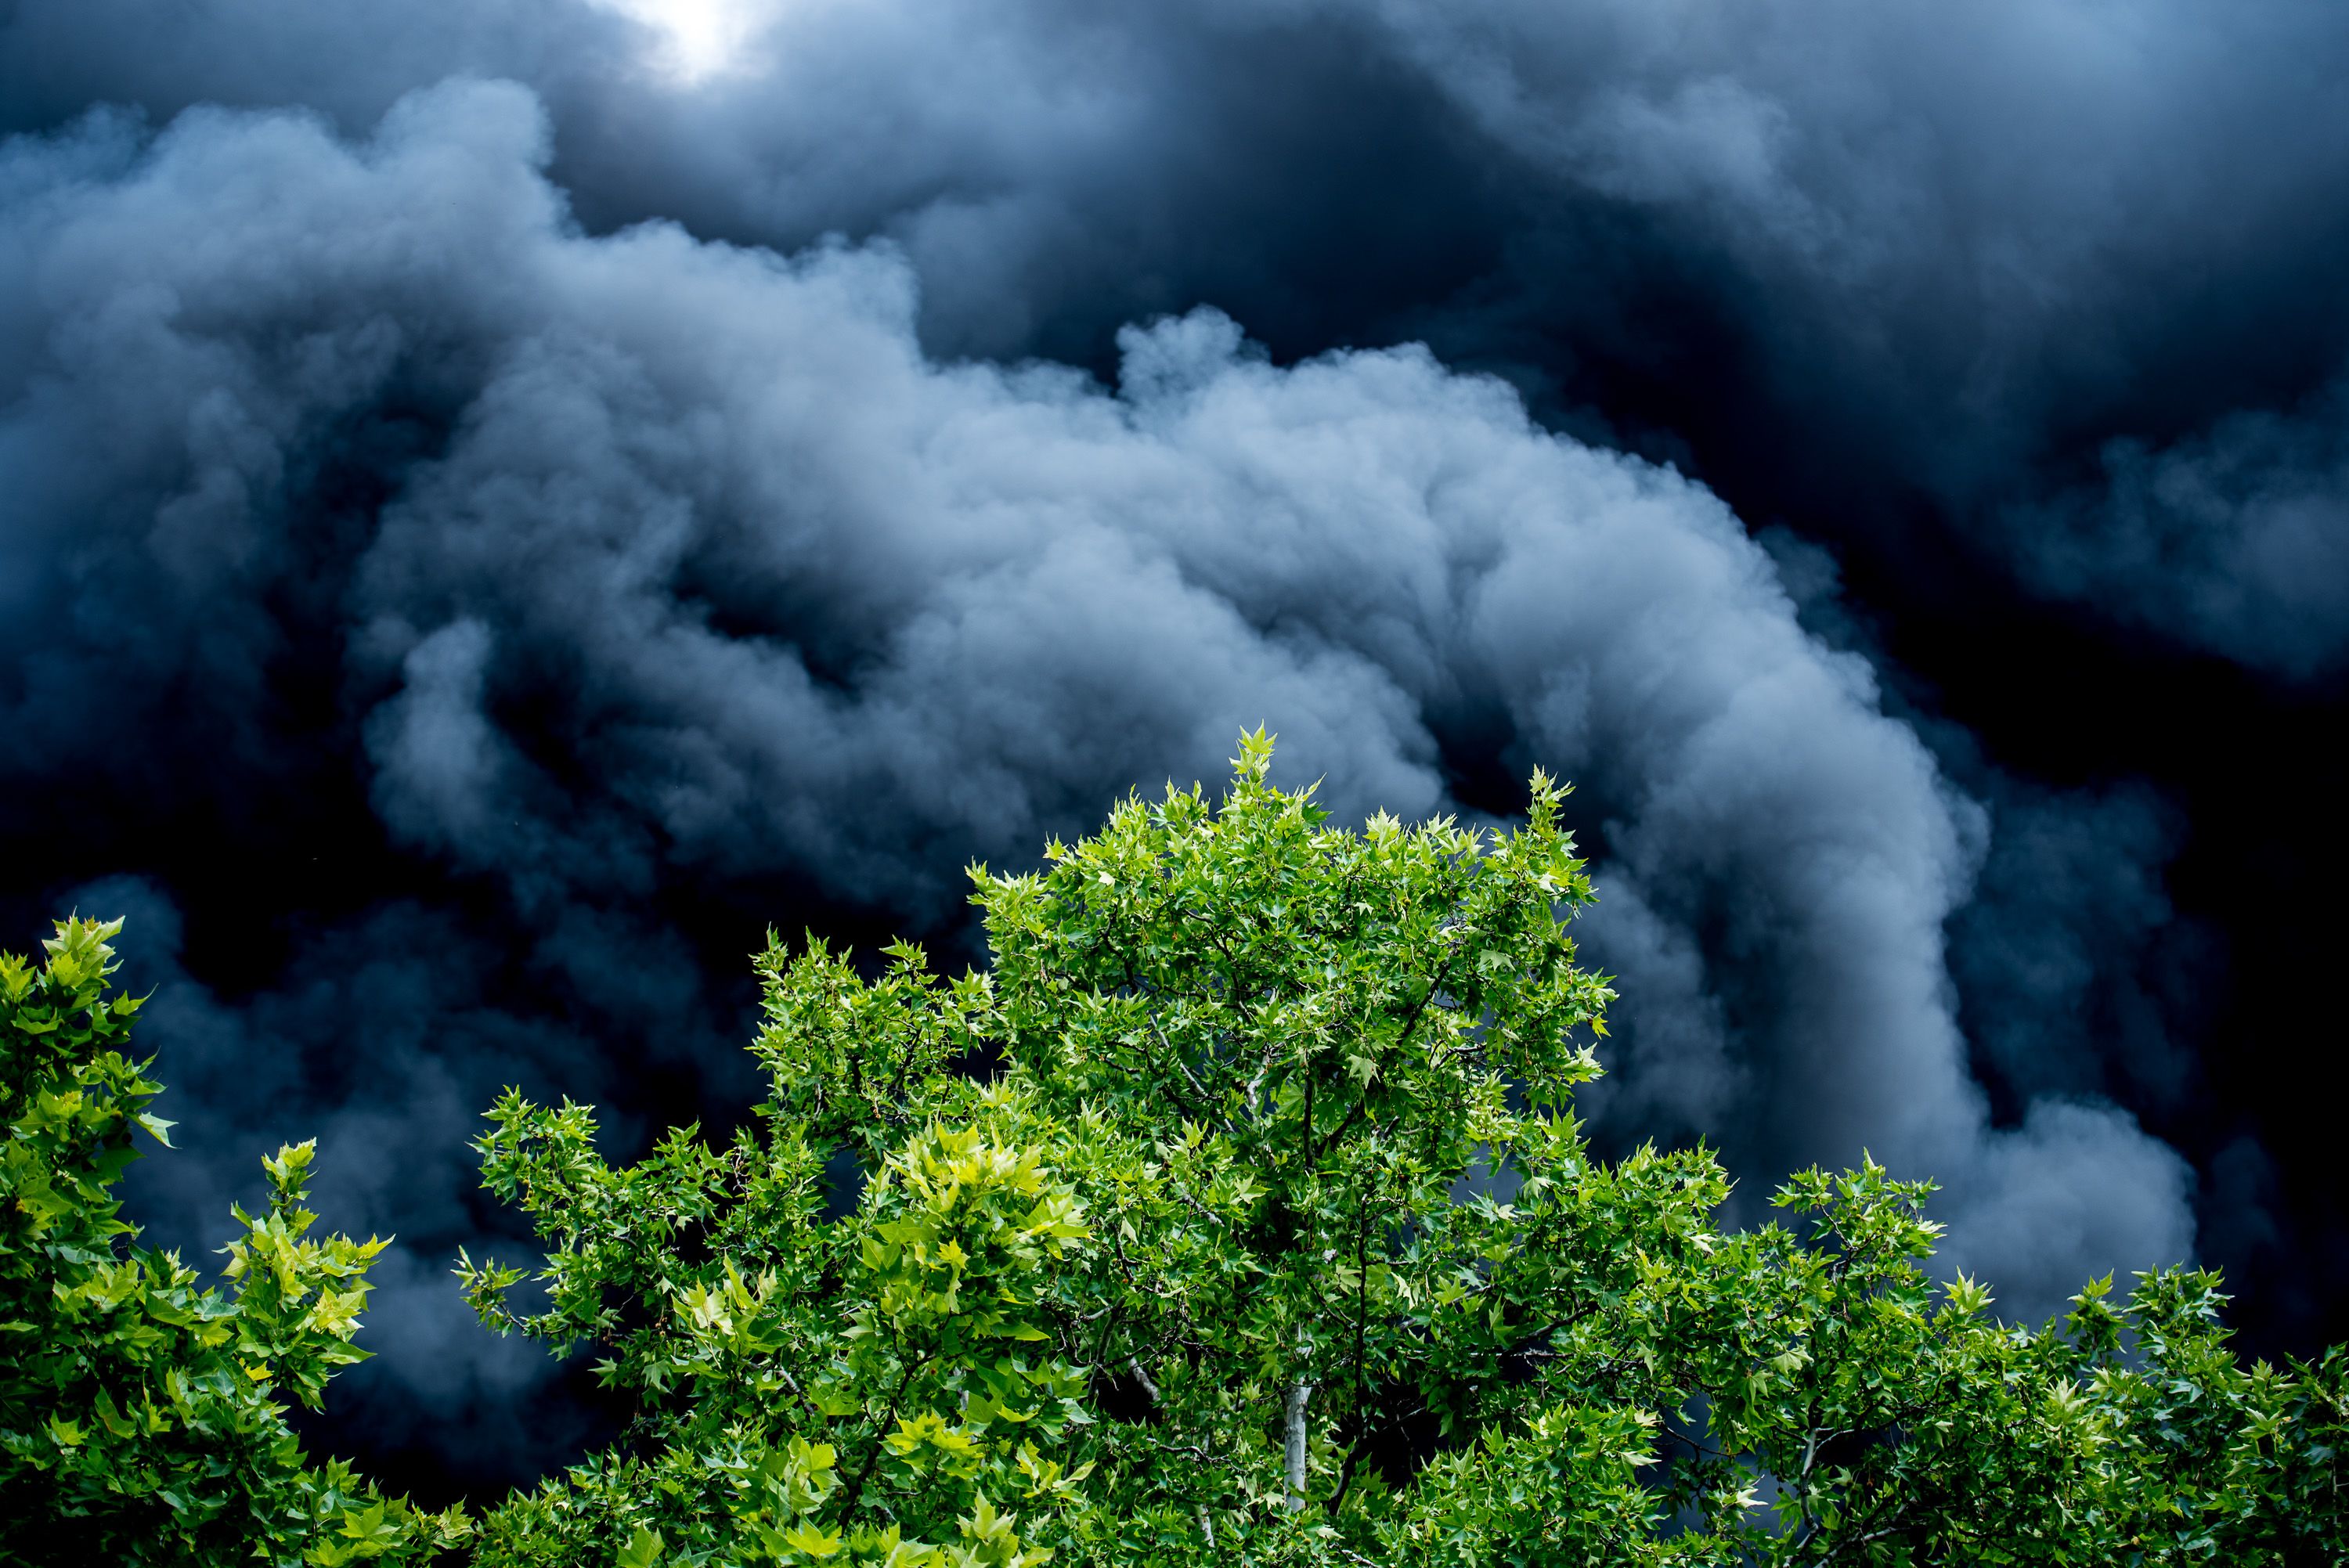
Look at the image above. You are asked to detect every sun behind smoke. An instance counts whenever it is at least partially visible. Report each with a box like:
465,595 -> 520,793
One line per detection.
593,0 -> 788,82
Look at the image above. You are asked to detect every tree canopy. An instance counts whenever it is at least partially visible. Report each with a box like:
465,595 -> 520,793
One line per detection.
5,734 -> 2344,1564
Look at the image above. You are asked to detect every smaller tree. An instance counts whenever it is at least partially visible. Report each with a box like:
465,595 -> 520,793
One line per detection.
0,916 -> 462,1567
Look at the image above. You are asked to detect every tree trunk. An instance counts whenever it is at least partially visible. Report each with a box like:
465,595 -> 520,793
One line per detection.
1283,1379 -> 1315,1510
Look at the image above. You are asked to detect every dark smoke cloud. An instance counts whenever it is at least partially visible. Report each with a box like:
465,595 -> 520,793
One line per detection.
63,876 -> 643,1485
7,2 -> 2344,662
1,0 -> 2333,1497
1351,0 -> 2349,674
2008,379 -> 2349,677
0,88 -> 2199,1483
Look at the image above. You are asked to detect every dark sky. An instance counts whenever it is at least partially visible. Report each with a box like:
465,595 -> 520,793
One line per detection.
2,0 -> 2343,1504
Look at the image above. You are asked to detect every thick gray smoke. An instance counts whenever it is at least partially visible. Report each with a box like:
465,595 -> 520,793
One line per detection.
1350,0 -> 2349,676
2008,382 -> 2349,677
6,1 -> 2346,668
1,77 -> 2192,1399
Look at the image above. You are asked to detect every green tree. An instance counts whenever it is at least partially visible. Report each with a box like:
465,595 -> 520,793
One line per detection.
7,737 -> 2343,1564
457,734 -> 2345,1566
0,916 -> 464,1566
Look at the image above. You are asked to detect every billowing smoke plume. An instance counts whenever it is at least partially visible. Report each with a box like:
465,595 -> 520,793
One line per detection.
3,0 -> 2338,1502
7,2 -> 2347,663
0,85 -> 2202,1493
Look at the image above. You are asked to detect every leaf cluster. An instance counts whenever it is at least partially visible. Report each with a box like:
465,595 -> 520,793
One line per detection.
0,917 -> 464,1566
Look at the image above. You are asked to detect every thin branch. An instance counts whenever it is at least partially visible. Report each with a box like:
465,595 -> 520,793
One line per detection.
837,1353 -> 933,1518
1147,1013 -> 1220,1125
1315,946 -> 1460,1160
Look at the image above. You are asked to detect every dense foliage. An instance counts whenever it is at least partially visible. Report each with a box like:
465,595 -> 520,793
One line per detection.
5,737 -> 2344,1563
0,917 -> 463,1566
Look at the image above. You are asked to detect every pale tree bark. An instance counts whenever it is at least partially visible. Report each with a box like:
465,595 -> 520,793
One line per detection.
1284,1379 -> 1315,1511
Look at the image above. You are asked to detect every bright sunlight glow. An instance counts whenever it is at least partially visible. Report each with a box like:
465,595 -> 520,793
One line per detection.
592,0 -> 787,83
